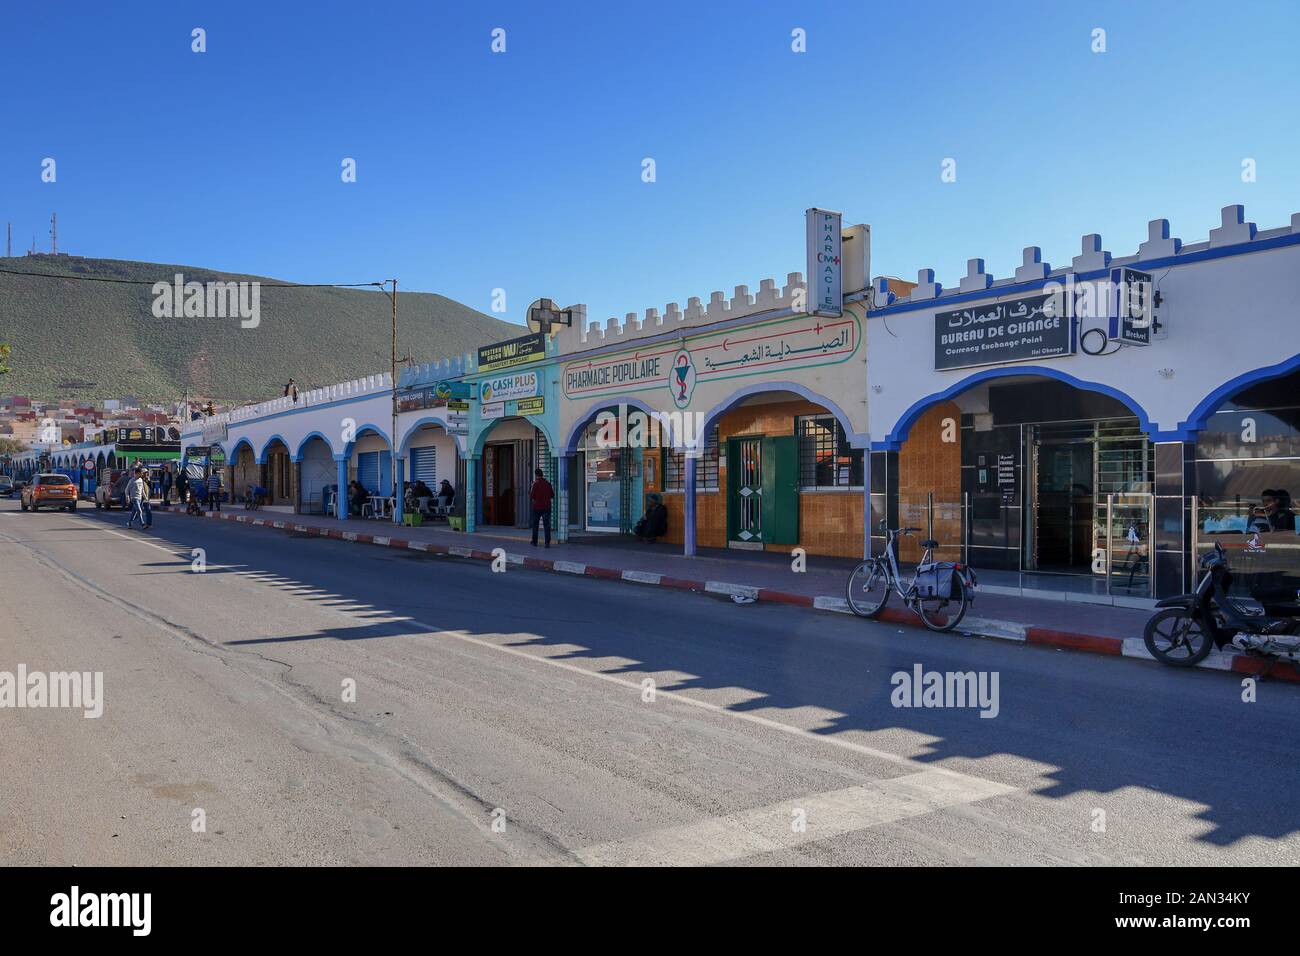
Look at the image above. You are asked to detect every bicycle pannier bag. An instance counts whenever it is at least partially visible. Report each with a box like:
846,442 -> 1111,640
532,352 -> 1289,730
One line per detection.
915,562 -> 956,599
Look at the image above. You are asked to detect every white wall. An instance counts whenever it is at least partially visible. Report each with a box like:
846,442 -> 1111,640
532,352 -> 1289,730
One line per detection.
866,213 -> 1300,446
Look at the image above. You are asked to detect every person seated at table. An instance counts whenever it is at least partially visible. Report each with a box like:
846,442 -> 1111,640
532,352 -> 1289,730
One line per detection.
437,479 -> 456,508
348,480 -> 369,516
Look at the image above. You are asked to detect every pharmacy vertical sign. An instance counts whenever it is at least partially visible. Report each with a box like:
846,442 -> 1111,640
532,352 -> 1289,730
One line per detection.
806,208 -> 843,318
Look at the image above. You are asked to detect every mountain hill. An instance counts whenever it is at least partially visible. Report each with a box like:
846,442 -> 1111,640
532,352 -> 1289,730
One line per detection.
0,255 -> 522,404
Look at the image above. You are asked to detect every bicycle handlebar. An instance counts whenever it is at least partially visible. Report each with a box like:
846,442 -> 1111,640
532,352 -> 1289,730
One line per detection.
876,522 -> 923,536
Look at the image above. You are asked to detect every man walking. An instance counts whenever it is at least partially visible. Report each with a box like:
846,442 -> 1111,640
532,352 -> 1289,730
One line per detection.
124,467 -> 150,530
206,470 -> 222,512
161,464 -> 174,505
529,467 -> 554,548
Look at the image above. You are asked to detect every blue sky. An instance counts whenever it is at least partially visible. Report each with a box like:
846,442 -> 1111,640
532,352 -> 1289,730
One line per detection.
3,1 -> 1297,334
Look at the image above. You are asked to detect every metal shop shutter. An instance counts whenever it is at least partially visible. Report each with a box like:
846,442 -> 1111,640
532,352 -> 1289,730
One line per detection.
410,446 -> 437,485
357,451 -> 379,494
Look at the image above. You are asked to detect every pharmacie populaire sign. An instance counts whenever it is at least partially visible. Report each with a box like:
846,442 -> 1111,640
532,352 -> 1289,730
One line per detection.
480,370 -> 540,403
477,332 -> 546,373
934,292 -> 1075,371
562,312 -> 859,407
805,208 -> 843,318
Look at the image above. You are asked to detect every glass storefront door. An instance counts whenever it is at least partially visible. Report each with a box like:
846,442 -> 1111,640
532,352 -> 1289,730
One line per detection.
585,448 -> 623,532
1024,419 -> 1152,579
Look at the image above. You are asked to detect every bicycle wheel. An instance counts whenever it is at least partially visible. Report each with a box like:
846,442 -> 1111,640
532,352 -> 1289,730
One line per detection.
916,575 -> 969,632
1143,607 -> 1213,666
847,559 -> 890,618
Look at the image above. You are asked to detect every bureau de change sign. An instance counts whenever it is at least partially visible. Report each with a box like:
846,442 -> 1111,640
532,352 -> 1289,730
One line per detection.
934,292 -> 1075,371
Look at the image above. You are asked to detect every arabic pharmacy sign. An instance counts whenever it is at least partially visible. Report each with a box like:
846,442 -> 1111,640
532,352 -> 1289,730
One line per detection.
806,208 -> 843,318
934,292 -> 1075,371
562,312 -> 859,406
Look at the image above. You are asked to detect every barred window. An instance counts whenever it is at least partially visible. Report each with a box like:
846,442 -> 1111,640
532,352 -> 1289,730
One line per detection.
664,426 -> 720,491
797,415 -> 864,489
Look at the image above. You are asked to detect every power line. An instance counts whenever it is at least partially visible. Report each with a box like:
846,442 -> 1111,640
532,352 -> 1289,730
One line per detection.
0,267 -> 386,289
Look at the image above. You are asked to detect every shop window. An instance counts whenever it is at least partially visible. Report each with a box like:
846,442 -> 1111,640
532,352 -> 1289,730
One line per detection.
797,415 -> 863,489
664,426 -> 720,491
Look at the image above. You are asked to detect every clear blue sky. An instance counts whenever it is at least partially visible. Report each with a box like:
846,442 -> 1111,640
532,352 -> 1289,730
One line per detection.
3,1 -> 1297,332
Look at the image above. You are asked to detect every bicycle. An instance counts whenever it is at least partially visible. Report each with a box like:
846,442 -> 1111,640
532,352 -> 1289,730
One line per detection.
846,521 -> 975,632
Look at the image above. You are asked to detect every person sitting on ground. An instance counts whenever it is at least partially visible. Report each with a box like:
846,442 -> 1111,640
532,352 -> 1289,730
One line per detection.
633,493 -> 669,543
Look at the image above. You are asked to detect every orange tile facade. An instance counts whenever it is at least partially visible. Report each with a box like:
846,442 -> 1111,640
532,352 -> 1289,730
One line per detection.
659,399 -> 864,558
895,400 -> 963,562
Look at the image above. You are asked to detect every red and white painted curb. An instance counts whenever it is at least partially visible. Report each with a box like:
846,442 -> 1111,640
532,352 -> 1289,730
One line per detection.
151,506 -> 1300,684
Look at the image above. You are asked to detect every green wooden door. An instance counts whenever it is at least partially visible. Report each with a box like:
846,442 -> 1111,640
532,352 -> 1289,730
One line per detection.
761,435 -> 799,545
727,437 -> 764,545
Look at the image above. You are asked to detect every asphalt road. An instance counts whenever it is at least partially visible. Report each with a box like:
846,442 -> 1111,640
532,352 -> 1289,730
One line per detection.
2,497 -> 1299,866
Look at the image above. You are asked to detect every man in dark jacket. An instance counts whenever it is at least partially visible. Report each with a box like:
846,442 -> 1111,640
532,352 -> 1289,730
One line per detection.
529,467 -> 554,548
634,494 -> 669,543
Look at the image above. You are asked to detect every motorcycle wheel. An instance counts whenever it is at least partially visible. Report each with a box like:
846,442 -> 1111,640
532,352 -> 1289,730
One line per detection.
1144,608 -> 1213,666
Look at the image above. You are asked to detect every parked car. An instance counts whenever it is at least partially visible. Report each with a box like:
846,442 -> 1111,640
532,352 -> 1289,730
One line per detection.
95,470 -> 129,509
21,473 -> 78,512
0,475 -> 14,498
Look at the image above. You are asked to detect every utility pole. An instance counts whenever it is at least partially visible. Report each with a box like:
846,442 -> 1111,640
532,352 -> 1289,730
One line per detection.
388,279 -> 398,522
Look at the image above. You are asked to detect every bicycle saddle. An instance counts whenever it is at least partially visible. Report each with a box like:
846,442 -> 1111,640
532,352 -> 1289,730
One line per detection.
920,539 -> 939,549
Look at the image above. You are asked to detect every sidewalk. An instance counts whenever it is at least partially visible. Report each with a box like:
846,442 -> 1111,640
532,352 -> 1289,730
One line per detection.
149,502 -> 1299,683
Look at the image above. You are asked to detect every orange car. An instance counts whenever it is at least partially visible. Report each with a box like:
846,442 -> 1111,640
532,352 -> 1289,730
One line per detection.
21,473 -> 78,512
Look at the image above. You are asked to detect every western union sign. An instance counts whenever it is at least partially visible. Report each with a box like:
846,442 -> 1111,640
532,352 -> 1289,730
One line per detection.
477,332 -> 546,373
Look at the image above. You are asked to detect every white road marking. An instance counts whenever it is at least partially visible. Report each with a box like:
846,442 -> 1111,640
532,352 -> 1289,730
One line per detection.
574,769 -> 1012,866
18,505 -> 1017,835
37,512 -> 236,568
403,617 -> 1013,793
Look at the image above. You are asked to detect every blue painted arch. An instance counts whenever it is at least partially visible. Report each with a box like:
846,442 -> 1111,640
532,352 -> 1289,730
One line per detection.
340,423 -> 393,459
875,365 -> 1157,452
256,434 -> 292,464
475,413 -> 559,458
1179,351 -> 1300,437
225,436 -> 256,462
697,380 -> 868,451
400,417 -> 452,456
293,431 -> 338,461
561,397 -> 666,456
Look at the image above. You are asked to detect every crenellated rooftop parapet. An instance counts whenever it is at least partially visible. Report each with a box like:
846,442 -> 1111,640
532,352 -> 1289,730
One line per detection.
399,351 -> 476,389
877,204 -> 1299,309
192,372 -> 395,429
553,272 -> 807,355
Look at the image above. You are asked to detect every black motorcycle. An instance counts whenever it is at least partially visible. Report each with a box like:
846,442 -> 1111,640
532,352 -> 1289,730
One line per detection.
1144,541 -> 1300,674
